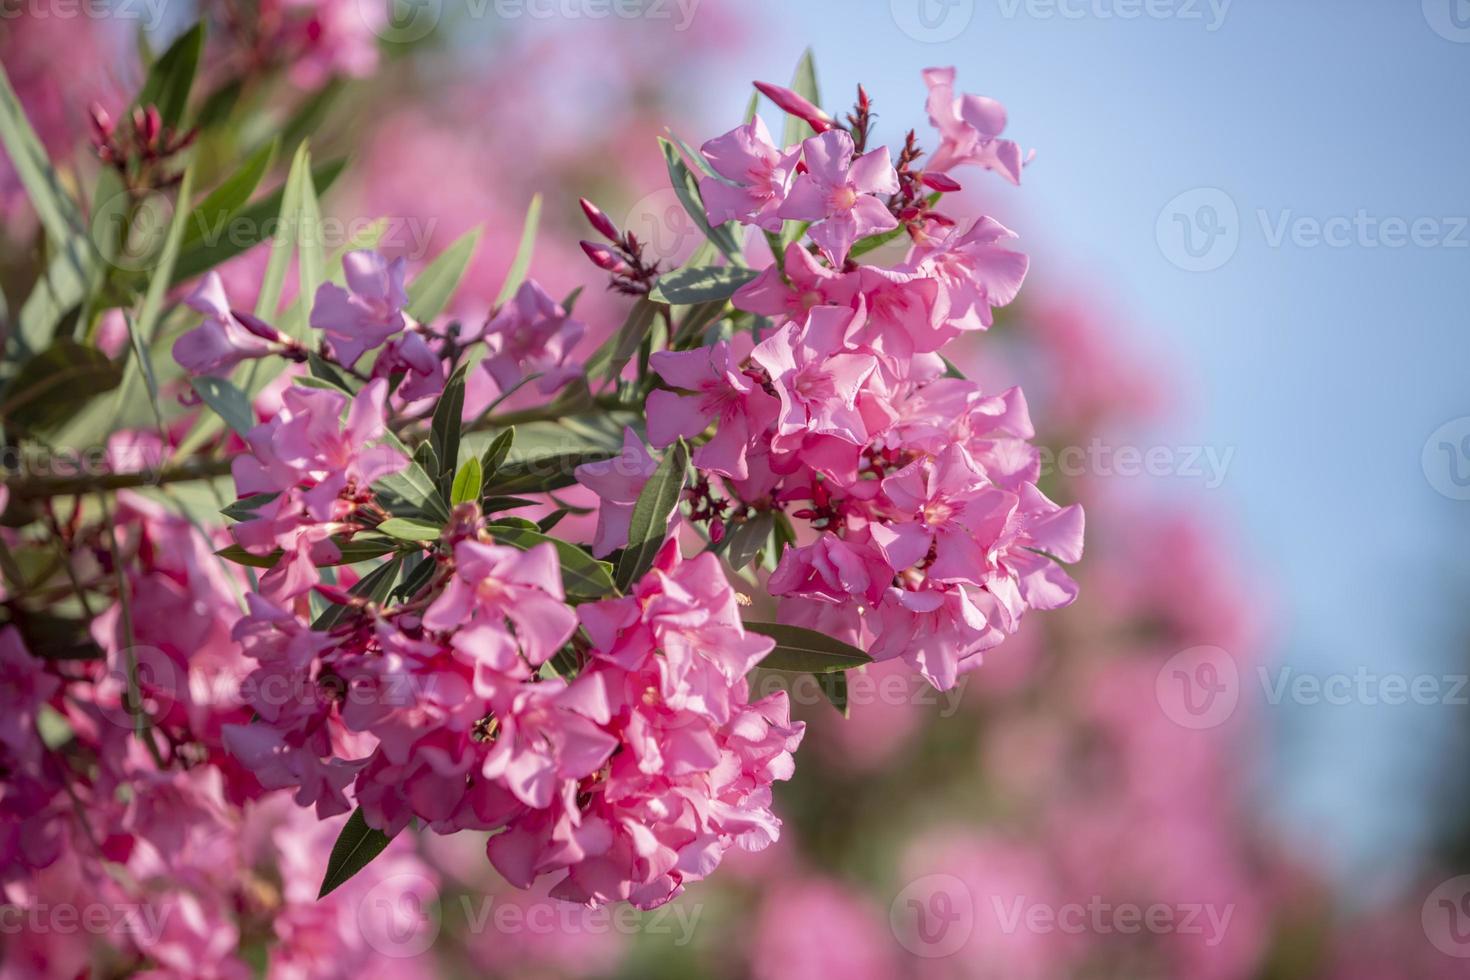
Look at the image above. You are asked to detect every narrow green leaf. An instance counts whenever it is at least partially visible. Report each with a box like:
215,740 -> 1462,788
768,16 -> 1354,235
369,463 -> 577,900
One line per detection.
430,364 -> 468,489
481,450 -> 615,497
296,151 -> 326,326
649,265 -> 759,306
407,226 -> 482,322
219,492 -> 279,521
615,439 -> 689,591
479,428 -> 515,490
190,376 -> 254,437
723,512 -> 773,571
376,517 -> 443,542
450,458 -> 482,506
746,621 -> 872,672
584,297 -> 656,384
121,311 -> 165,434
0,60 -> 86,254
494,194 -> 541,306
254,141 -> 312,322
815,670 -> 850,717
318,807 -> 396,898
314,555 -> 404,630
850,224 -> 908,260
781,48 -> 821,150
172,158 -> 347,285
134,23 -> 203,127
659,139 -> 743,265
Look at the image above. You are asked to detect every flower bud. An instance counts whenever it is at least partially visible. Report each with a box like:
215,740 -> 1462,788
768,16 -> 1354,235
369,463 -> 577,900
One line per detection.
579,198 -> 620,242
753,81 -> 835,134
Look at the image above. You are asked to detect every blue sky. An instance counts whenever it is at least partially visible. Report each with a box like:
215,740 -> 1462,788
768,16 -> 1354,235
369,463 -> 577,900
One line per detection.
692,0 -> 1470,892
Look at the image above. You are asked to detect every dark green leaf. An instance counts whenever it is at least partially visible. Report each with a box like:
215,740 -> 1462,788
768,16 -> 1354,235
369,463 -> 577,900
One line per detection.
482,451 -> 615,496
481,495 -> 537,514
814,669 -> 850,717
190,376 -> 254,437
0,339 -> 122,436
134,23 -> 203,128
584,298 -> 657,384
171,158 -> 347,285
313,556 -> 403,630
659,139 -> 743,265
318,807 -> 396,898
430,364 -> 468,488
219,493 -> 279,521
615,439 -> 689,591
479,428 -> 515,490
649,265 -> 759,306
724,512 -> 773,571
746,622 -> 872,672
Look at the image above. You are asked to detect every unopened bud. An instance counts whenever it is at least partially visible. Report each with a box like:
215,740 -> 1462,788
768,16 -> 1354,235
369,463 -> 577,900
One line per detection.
579,198 -> 620,242
753,81 -> 835,134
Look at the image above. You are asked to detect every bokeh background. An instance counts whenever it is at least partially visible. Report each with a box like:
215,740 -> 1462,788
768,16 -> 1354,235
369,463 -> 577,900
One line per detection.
4,0 -> 1469,975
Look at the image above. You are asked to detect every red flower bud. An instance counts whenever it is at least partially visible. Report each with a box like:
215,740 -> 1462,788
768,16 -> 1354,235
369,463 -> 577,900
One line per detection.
579,198 -> 620,242
580,241 -> 630,275
753,81 -> 835,134
921,172 -> 963,193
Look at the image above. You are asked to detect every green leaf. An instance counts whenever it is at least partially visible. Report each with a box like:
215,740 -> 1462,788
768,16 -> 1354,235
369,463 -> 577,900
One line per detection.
495,195 -> 542,306
482,495 -> 537,514
254,141 -> 313,322
584,298 -> 657,385
0,339 -> 122,436
780,48 -> 821,150
215,536 -> 400,570
315,556 -> 403,630
479,427 -> 515,490
407,226 -> 482,323
649,265 -> 759,306
375,426 -> 450,522
114,165 -> 195,427
376,517 -> 443,542
746,622 -> 872,672
615,438 -> 689,591
723,512 -> 773,571
659,138 -> 743,265
850,224 -> 909,260
0,60 -> 87,256
190,376 -> 254,437
450,457 -> 482,506
296,152 -> 326,317
219,492 -> 279,521
488,523 -> 616,599
172,158 -> 347,285
815,670 -> 850,717
481,450 -> 615,496
134,23 -> 203,128
430,364 -> 468,493
318,807 -> 396,898
120,311 -> 165,434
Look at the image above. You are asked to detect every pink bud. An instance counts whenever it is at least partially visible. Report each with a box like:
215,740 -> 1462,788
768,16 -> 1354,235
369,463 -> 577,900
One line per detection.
88,103 -> 113,140
580,241 -> 631,275
710,519 -> 726,544
753,81 -> 835,134
921,172 -> 963,193
232,309 -> 283,342
579,198 -> 620,242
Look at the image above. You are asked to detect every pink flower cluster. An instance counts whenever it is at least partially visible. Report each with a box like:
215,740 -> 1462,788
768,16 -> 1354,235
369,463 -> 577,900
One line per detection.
220,372 -> 802,907
582,67 -> 1080,691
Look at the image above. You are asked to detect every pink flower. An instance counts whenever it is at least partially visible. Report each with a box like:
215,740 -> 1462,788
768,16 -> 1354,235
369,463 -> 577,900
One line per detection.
922,66 -> 1028,184
171,272 -> 285,375
698,117 -> 801,232
231,378 -> 406,519
646,336 -> 779,480
749,307 -> 877,477
479,279 -> 586,395
733,241 -> 857,320
916,215 -> 1029,333
575,428 -> 658,558
778,130 -> 899,264
309,250 -> 411,366
423,539 -> 578,671
480,675 -> 617,809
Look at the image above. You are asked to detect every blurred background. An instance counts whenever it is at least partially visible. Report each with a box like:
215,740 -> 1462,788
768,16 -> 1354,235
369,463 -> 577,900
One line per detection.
4,0 -> 1469,975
